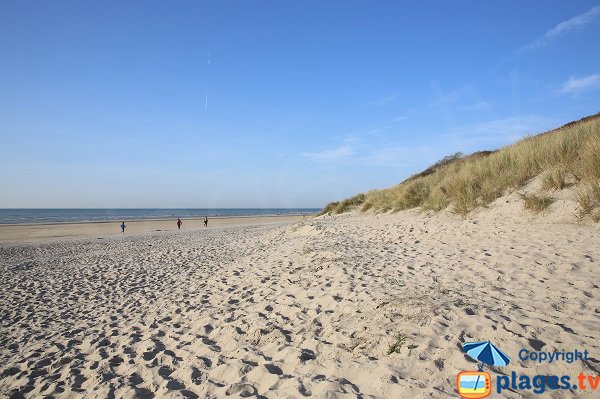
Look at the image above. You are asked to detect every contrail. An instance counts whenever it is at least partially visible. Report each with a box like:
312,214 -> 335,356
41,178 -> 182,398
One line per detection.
205,51 -> 211,115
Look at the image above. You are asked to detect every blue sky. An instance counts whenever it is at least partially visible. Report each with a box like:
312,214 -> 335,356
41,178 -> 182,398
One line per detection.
1,1 -> 599,208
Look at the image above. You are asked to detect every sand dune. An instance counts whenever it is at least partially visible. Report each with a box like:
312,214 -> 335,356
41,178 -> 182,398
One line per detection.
1,208 -> 599,398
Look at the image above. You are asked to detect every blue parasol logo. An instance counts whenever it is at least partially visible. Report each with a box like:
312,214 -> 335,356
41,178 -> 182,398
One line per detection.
457,341 -> 511,398
463,341 -> 511,370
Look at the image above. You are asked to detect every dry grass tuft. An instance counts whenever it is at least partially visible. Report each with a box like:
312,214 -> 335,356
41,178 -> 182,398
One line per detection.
519,193 -> 555,213
541,168 -> 568,191
327,113 -> 600,221
575,182 -> 600,220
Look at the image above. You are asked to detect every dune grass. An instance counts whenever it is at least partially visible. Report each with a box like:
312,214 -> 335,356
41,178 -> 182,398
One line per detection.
321,113 -> 600,220
319,193 -> 366,215
519,193 -> 555,213
575,182 -> 600,221
541,168 -> 569,191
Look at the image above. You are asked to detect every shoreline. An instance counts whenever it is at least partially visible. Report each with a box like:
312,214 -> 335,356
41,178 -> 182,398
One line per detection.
0,212 -> 316,227
0,214 -> 310,243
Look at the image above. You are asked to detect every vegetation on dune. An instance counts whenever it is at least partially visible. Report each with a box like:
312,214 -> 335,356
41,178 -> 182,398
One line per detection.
319,193 -> 366,215
575,182 -> 600,222
519,193 -> 555,213
321,113 -> 600,221
541,168 -> 569,191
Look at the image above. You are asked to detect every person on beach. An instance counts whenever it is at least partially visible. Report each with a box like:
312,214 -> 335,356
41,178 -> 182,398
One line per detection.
120,221 -> 126,233
204,216 -> 208,227
177,218 -> 182,230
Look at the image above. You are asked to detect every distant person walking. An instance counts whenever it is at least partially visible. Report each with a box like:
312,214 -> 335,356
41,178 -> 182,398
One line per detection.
177,218 -> 182,230
204,217 -> 208,227
120,221 -> 126,233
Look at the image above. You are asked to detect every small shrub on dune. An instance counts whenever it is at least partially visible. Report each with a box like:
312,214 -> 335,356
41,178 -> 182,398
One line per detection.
432,152 -> 464,169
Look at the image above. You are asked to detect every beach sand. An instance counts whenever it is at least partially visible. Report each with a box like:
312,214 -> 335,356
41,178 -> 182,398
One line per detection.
1,204 -> 599,398
0,215 -> 306,244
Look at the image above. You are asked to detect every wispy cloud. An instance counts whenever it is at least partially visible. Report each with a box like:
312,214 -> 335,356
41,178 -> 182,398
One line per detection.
363,94 -> 398,108
360,145 -> 437,168
456,100 -> 491,112
522,5 -> 600,51
301,145 -> 354,162
365,115 -> 410,135
560,74 -> 600,93
439,115 -> 552,148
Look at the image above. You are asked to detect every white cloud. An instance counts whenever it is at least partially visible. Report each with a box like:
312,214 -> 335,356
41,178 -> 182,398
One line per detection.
523,5 -> 600,51
560,74 -> 600,93
301,145 -> 354,162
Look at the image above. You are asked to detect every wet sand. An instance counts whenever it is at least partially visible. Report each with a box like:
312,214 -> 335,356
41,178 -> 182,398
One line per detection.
0,215 -> 307,243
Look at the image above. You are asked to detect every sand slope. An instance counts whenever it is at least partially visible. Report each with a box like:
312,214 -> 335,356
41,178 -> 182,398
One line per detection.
1,209 -> 599,398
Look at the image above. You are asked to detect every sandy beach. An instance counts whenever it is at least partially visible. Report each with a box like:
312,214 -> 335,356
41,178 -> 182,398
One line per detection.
1,200 -> 599,398
0,215 -> 307,244
3,2 -> 599,398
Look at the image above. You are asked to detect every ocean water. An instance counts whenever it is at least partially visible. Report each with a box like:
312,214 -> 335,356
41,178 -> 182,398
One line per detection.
0,209 -> 320,225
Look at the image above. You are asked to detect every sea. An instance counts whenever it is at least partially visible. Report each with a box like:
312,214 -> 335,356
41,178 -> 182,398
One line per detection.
0,209 -> 320,225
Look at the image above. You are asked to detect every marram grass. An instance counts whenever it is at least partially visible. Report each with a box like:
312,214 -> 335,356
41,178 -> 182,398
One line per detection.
321,113 -> 600,220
